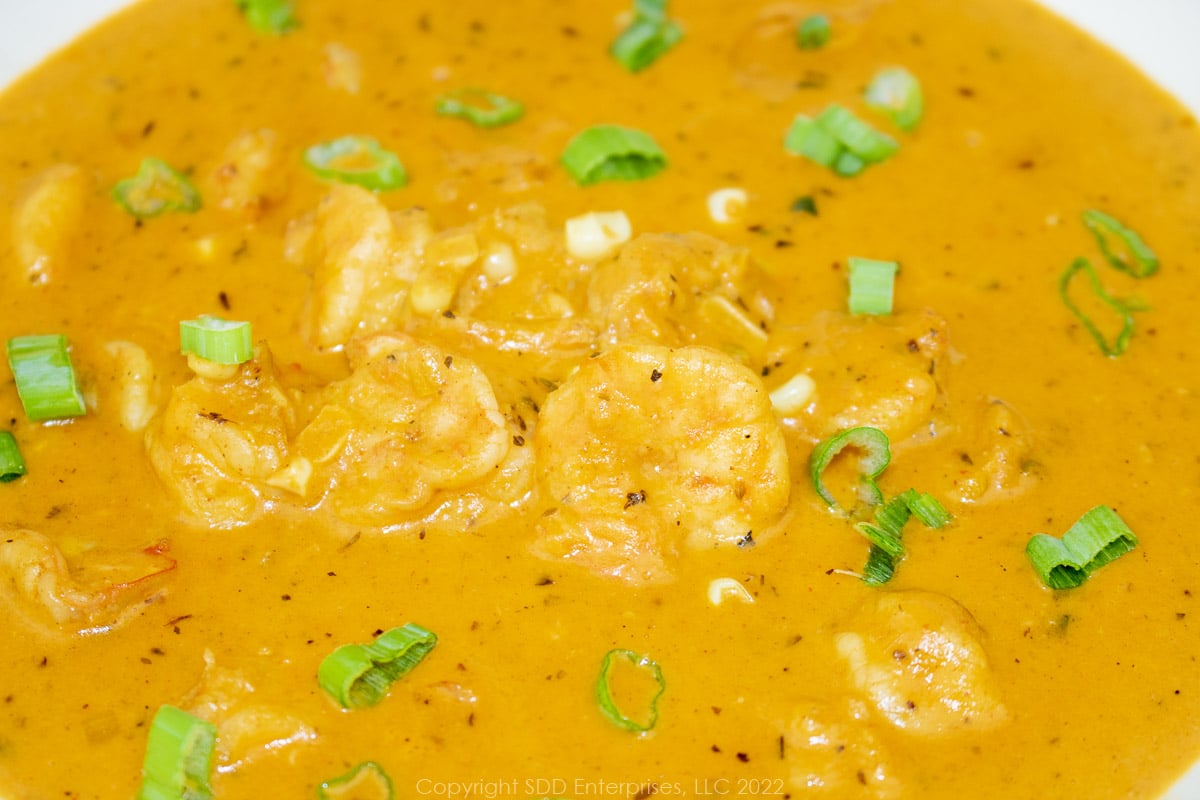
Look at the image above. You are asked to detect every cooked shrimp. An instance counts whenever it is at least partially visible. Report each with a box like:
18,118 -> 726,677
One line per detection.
100,340 -> 160,432
532,344 -> 790,583
781,697 -> 900,798
771,309 -> 949,443
0,528 -> 175,632
297,185 -> 431,348
586,232 -> 777,357
185,651 -> 316,773
145,346 -> 295,527
210,129 -> 285,220
280,333 -> 514,527
11,163 -> 89,285
834,590 -> 1009,737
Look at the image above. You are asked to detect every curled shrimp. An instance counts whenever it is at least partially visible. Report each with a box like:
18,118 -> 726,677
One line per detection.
0,528 -> 175,633
532,344 -> 790,583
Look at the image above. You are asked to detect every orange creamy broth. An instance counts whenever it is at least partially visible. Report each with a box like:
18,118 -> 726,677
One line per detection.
1,0 -> 1200,799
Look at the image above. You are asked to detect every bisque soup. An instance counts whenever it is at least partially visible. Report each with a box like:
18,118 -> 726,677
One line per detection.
1,1 -> 1199,799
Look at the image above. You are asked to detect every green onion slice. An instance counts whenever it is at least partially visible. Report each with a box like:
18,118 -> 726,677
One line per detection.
902,489 -> 952,528
611,16 -> 684,73
180,316 -> 253,365
135,705 -> 217,800
634,0 -> 668,22
435,89 -> 524,128
7,335 -> 87,422
235,0 -> 298,35
862,545 -> 897,587
865,67 -> 924,132
808,426 -> 891,508
784,116 -> 841,168
848,257 -> 898,315
303,136 -> 408,191
816,105 -> 899,163
1026,505 -> 1137,590
113,158 -> 202,220
595,649 -> 666,733
1059,257 -> 1137,357
317,761 -> 394,800
833,150 -> 866,178
318,623 -> 438,709
561,125 -> 667,186
796,14 -> 832,50
855,496 -> 909,558
0,432 -> 26,483
1081,209 -> 1159,278
854,489 -> 952,586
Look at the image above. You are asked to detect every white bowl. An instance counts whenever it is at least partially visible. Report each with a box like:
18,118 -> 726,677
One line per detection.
1,1 -> 1198,798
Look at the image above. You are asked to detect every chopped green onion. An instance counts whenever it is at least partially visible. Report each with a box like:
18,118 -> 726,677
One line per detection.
595,649 -> 666,733
634,0 -> 668,21
790,195 -> 818,216
435,89 -> 524,128
611,16 -> 684,73
1081,209 -> 1159,278
235,0 -> 298,35
6,335 -> 86,422
808,426 -> 891,508
902,490 -> 952,528
847,257 -> 898,315
865,67 -> 924,132
318,761 -> 393,800
833,151 -> 866,178
180,316 -> 253,365
112,158 -> 202,220
1026,505 -> 1138,590
0,432 -> 26,482
135,705 -> 217,800
560,125 -> 667,186
303,136 -> 408,191
862,545 -> 897,586
318,623 -> 438,709
856,495 -> 909,558
1059,257 -> 1137,357
796,14 -> 832,50
816,105 -> 899,163
784,116 -> 841,168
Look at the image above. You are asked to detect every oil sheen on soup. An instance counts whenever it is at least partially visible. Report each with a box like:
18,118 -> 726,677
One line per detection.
1,1 -> 1199,799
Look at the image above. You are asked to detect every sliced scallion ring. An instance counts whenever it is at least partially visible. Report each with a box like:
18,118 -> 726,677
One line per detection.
853,489 -> 952,586
903,489 -> 952,528
317,761 -> 393,800
179,316 -> 253,365
808,426 -> 891,508
0,432 -> 26,482
435,89 -> 524,128
595,648 -> 666,733
303,136 -> 408,191
235,0 -> 298,35
6,334 -> 87,422
784,115 -> 841,168
113,158 -> 202,220
1026,505 -> 1137,589
318,623 -> 438,709
1081,209 -> 1159,278
611,16 -> 684,73
815,104 -> 899,163
1059,257 -> 1138,357
560,125 -> 667,186
862,545 -> 897,587
135,705 -> 217,800
865,67 -> 924,132
796,14 -> 832,50
847,257 -> 898,315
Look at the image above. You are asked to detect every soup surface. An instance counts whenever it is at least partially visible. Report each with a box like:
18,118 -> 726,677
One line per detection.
2,1 -> 1200,799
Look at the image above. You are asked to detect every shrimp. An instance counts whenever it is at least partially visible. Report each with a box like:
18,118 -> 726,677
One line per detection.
11,163 -> 89,285
586,232 -> 777,357
770,309 -> 949,443
100,340 -> 160,433
781,697 -> 901,799
834,590 -> 1009,738
532,344 -> 790,583
145,345 -> 295,527
295,185 -> 432,348
0,528 -> 175,632
184,651 -> 316,773
277,333 -> 515,527
209,129 -> 288,221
